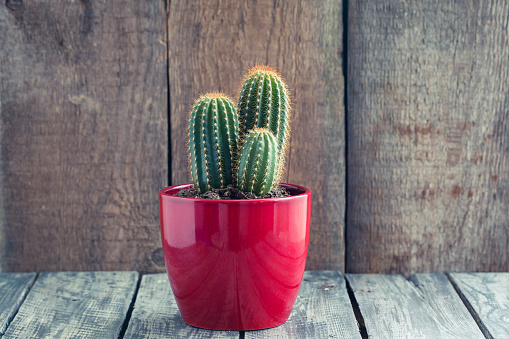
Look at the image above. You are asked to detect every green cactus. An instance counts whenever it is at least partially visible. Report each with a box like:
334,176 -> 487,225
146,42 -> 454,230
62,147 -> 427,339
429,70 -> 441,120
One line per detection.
237,128 -> 280,196
186,66 -> 291,197
237,66 -> 290,168
188,93 -> 239,194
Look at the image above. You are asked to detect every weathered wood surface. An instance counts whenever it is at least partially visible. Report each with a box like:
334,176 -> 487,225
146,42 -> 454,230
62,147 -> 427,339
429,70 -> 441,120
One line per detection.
2,271 -> 509,338
124,273 -> 237,339
346,273 -> 484,338
0,273 -> 36,336
247,271 -> 361,339
0,1 -> 167,273
3,272 -> 138,338
409,273 -> 485,338
169,0 -> 345,271
347,0 -> 509,274
449,273 -> 509,339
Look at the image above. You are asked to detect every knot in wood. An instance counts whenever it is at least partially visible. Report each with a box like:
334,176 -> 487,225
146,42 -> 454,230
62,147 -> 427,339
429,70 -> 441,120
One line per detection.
6,0 -> 22,11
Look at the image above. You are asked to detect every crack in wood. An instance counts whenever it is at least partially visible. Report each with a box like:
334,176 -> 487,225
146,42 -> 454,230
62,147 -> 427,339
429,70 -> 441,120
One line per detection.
447,273 -> 495,339
117,274 -> 142,339
345,278 -> 368,339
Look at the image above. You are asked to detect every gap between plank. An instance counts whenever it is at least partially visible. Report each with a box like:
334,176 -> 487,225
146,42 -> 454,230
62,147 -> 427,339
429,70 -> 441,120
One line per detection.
345,277 -> 368,339
446,273 -> 494,339
166,0 -> 172,187
342,0 -> 350,273
118,274 -> 142,339
3,273 -> 39,336
239,330 -> 245,338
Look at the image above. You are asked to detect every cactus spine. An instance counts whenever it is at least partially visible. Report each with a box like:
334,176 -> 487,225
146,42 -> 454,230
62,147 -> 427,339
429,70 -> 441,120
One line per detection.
188,93 -> 238,194
237,128 -> 279,196
237,66 -> 290,169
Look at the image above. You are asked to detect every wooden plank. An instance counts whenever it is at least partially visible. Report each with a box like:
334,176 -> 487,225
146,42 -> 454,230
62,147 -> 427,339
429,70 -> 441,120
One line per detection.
0,273 -> 36,336
247,271 -> 361,339
169,0 -> 345,271
449,272 -> 509,339
347,0 -> 509,274
347,273 -> 484,338
409,273 -> 485,339
3,271 -> 138,339
0,1 -> 167,273
124,273 -> 238,339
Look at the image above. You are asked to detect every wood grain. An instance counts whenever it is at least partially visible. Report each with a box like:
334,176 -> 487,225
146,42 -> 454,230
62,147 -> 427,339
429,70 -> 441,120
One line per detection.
169,0 -> 345,271
410,273 -> 485,339
449,272 -> 509,339
347,273 -> 483,338
0,1 -> 167,272
0,273 -> 36,336
2,271 -> 138,339
247,271 -> 361,339
124,273 -> 238,339
347,0 -> 509,274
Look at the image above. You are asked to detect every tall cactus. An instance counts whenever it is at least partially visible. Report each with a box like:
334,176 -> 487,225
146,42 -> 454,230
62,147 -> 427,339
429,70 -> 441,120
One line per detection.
237,128 -> 280,196
188,93 -> 238,193
237,66 -> 290,168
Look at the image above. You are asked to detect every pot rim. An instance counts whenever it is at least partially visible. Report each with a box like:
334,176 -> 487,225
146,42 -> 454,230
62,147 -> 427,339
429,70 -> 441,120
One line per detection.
159,182 -> 311,203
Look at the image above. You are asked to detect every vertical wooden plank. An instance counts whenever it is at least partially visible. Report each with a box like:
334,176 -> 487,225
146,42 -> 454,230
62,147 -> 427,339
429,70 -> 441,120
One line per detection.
0,273 -> 36,336
169,0 -> 345,271
347,274 -> 483,338
347,0 -> 509,274
124,273 -> 238,338
0,1 -> 167,272
449,272 -> 509,339
247,271 -> 361,339
3,272 -> 138,339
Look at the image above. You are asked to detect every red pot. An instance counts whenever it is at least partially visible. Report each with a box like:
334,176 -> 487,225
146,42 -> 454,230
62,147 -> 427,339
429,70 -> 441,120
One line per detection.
159,183 -> 311,331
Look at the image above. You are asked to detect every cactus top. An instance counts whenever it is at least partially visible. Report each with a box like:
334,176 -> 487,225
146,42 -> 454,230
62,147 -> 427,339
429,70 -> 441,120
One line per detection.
245,65 -> 284,81
193,92 -> 233,104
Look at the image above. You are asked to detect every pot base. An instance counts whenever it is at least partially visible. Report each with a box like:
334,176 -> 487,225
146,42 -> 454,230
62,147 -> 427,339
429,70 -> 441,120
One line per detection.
183,318 -> 289,331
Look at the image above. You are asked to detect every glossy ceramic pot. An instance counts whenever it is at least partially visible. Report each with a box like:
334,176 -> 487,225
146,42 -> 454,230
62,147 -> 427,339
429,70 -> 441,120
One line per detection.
159,183 -> 311,331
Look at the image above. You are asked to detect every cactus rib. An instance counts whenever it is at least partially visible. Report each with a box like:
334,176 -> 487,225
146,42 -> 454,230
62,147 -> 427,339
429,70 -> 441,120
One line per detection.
188,93 -> 238,193
237,66 -> 290,174
237,128 -> 279,196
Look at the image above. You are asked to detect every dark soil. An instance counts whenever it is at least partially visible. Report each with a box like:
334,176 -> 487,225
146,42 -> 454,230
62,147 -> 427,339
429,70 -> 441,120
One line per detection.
174,184 -> 291,200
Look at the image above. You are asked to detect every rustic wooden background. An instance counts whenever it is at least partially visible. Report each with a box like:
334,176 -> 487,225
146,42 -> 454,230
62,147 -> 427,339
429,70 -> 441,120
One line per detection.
0,0 -> 507,275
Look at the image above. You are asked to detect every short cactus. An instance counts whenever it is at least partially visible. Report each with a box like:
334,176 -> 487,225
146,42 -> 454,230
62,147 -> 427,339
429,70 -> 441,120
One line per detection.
188,93 -> 238,194
237,128 -> 279,196
237,66 -> 290,166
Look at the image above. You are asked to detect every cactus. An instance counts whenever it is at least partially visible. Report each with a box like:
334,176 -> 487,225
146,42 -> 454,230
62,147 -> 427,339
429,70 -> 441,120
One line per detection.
237,128 -> 279,196
237,66 -> 290,168
188,93 -> 238,194
186,66 -> 291,197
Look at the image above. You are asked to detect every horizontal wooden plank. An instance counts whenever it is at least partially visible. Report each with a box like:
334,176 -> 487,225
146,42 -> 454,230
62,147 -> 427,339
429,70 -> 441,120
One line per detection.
449,273 -> 509,339
3,272 -> 138,339
0,273 -> 36,336
347,273 -> 483,338
247,271 -> 361,339
124,273 -> 238,339
410,273 -> 484,338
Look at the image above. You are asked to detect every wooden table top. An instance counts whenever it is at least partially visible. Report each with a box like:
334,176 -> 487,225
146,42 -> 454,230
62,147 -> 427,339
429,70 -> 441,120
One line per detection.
0,271 -> 507,338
